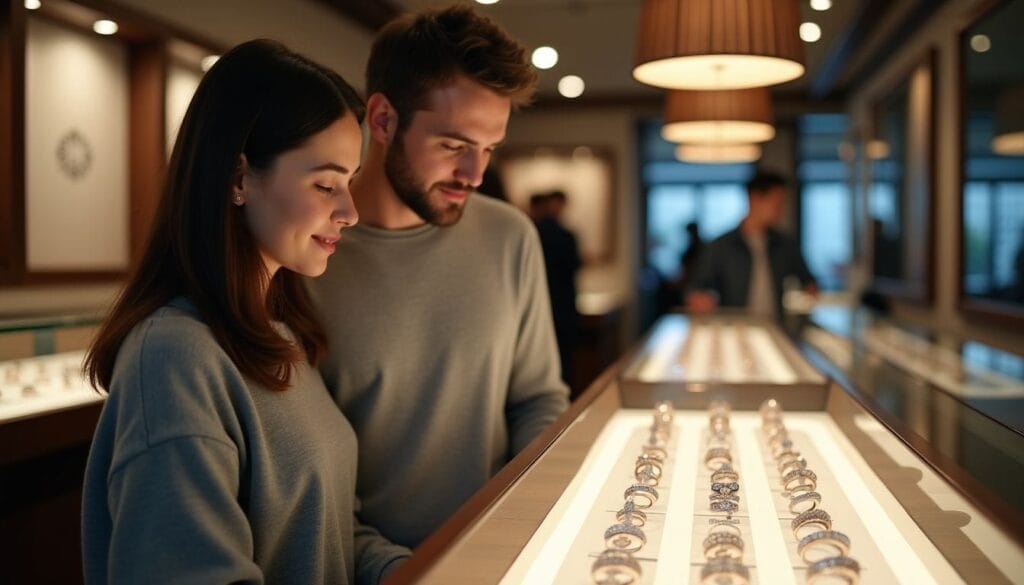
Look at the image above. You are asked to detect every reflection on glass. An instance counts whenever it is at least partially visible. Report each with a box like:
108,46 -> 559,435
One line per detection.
961,0 -> 1024,311
870,80 -> 909,284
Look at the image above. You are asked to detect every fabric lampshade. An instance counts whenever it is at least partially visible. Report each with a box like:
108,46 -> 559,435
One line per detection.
662,88 -> 775,144
634,0 -> 805,90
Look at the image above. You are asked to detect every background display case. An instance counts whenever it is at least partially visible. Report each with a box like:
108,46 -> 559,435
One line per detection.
386,314 -> 1024,585
0,314 -> 103,584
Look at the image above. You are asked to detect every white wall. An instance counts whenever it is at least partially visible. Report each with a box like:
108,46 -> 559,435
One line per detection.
25,17 -> 130,271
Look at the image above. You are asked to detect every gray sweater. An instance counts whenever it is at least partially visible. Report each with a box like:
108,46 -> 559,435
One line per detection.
309,195 -> 570,548
82,299 -> 409,584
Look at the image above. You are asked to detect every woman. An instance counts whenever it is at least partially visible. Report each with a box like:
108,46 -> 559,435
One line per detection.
82,40 -> 408,584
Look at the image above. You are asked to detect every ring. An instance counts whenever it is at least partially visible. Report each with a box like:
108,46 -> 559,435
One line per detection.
635,467 -> 659,487
771,439 -> 797,460
775,449 -> 802,468
591,549 -> 642,585
642,443 -> 668,461
635,454 -> 664,478
624,484 -> 659,509
788,491 -> 821,514
710,499 -> 739,514
767,428 -> 790,448
604,522 -> 647,553
704,447 -> 733,470
778,456 -> 807,477
700,556 -> 749,585
709,518 -> 742,537
711,464 -> 739,483
783,468 -> 818,495
708,399 -> 731,416
792,508 -> 832,538
711,481 -> 739,495
702,531 -> 744,560
806,555 -> 860,584
710,492 -> 740,504
760,398 -> 783,420
798,529 -> 851,564
617,500 -> 647,527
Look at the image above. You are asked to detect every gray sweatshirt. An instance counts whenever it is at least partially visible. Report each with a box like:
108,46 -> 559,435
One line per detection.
309,194 -> 570,548
82,299 -> 409,584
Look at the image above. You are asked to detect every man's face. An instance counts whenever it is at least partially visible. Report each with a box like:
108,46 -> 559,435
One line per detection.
753,186 -> 787,226
384,75 -> 511,226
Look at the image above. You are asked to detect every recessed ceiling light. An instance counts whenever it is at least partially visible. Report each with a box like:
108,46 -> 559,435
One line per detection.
558,75 -> 585,99
532,46 -> 558,70
93,19 -> 118,35
24,0 -> 41,10
475,0 -> 500,4
800,22 -> 821,43
970,34 -> 991,53
201,55 -> 219,72
810,0 -> 832,11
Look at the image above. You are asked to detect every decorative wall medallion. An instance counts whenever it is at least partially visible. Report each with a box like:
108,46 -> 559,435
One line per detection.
56,129 -> 93,180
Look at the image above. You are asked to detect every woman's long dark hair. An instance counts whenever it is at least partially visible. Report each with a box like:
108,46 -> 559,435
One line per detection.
86,40 -> 365,392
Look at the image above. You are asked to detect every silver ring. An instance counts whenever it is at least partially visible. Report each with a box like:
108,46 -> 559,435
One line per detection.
700,556 -> 749,584
711,481 -> 739,495
798,529 -> 851,564
783,468 -> 818,495
702,531 -> 744,560
792,508 -> 832,538
778,456 -> 807,477
604,522 -> 647,553
710,492 -> 740,504
704,447 -> 733,470
591,549 -> 642,585
635,467 -> 659,487
709,518 -> 742,537
806,555 -> 860,584
617,500 -> 647,527
624,484 -> 659,509
711,464 -> 739,483
642,443 -> 668,460
710,499 -> 739,514
771,439 -> 797,460
788,491 -> 821,514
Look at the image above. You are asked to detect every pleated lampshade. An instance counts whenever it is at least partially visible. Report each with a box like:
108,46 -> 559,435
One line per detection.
675,143 -> 763,163
992,85 -> 1024,156
634,0 -> 805,90
662,88 -> 775,144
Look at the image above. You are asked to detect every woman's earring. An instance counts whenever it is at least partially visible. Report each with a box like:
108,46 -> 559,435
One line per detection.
232,193 -> 243,205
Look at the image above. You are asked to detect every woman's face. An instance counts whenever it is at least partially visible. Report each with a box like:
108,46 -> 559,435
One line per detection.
240,114 -> 361,278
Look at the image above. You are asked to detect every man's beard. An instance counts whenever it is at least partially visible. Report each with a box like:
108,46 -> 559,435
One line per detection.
384,138 -> 469,227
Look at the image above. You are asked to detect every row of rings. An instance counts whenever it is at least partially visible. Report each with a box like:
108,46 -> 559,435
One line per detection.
591,401 -> 675,585
702,401 -> 748,585
761,400 -> 860,583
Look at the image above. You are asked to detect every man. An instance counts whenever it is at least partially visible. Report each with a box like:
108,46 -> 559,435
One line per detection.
309,6 -> 569,549
532,191 -> 582,391
686,171 -> 817,320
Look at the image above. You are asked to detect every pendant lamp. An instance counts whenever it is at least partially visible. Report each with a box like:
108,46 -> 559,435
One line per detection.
675,143 -> 763,163
634,0 -> 805,90
662,88 -> 775,144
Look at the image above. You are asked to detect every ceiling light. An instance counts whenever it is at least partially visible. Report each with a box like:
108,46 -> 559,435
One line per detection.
970,34 -> 991,53
866,139 -> 890,160
800,22 -> 822,43
532,46 -> 558,70
558,75 -> 585,99
662,88 -> 775,144
475,0 -> 500,4
201,55 -> 219,72
24,0 -> 41,9
992,85 -> 1024,155
633,0 -> 804,90
675,143 -> 763,164
93,19 -> 118,35
810,0 -> 831,10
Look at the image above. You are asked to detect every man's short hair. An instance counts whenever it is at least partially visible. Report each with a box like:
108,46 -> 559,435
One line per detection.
366,5 -> 538,131
746,171 -> 788,196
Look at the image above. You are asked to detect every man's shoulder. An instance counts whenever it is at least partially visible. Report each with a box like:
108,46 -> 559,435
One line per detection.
707,228 -> 743,249
465,195 -> 535,237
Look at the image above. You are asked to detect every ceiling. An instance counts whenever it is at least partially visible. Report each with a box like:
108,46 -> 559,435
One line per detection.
323,0 -> 945,105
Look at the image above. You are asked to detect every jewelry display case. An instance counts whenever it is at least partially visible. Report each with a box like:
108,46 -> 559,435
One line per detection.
0,314 -> 103,585
385,314 -> 1024,585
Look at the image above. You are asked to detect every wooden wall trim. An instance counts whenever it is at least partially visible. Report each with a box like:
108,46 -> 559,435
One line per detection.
0,0 -> 27,285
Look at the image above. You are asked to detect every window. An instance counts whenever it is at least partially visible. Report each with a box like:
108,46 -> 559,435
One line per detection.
798,114 -> 852,291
